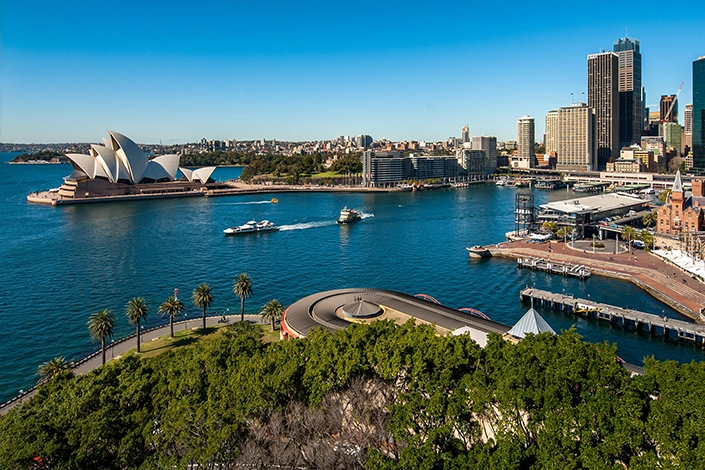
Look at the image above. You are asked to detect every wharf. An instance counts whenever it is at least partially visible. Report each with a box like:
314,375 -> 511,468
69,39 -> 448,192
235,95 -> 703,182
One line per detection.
490,239 -> 705,321
516,256 -> 591,279
521,288 -> 705,344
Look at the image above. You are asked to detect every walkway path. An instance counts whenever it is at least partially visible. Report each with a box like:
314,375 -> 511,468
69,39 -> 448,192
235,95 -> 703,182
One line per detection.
491,239 -> 705,321
0,314 -> 265,415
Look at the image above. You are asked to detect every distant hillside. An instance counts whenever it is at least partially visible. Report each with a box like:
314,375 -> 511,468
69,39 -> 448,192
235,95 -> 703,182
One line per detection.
10,150 -> 68,163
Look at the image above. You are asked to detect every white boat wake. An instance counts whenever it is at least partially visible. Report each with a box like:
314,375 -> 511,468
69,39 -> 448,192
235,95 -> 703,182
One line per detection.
360,212 -> 374,219
279,221 -> 337,231
225,200 -> 274,205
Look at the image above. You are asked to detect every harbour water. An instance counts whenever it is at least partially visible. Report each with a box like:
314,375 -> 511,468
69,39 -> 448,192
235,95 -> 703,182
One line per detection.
0,152 -> 702,402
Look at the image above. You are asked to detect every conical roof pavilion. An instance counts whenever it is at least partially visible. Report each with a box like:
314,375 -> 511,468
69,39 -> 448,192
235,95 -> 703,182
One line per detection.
507,307 -> 556,339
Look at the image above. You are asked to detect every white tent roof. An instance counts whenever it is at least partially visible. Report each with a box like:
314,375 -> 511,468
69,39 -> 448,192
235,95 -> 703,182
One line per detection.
507,307 -> 556,339
451,326 -> 489,347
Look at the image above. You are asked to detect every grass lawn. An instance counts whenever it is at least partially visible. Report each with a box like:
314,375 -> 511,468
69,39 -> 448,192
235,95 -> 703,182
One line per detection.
126,323 -> 281,359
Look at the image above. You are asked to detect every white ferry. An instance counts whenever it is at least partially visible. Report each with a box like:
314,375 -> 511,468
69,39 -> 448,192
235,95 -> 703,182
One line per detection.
224,220 -> 279,235
337,207 -> 362,224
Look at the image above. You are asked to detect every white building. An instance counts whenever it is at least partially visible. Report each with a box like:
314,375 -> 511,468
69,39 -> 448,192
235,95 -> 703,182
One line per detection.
556,103 -> 596,171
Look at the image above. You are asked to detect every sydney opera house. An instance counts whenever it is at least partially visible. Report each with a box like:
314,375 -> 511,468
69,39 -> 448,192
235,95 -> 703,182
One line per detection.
29,131 -> 217,205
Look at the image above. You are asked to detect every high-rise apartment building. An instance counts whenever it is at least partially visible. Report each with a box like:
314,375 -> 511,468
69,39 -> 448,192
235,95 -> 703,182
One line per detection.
660,95 -> 678,123
614,37 -> 642,149
693,56 -> 705,171
545,110 -> 559,156
471,136 -> 498,175
685,104 -> 693,152
556,103 -> 596,171
461,125 -> 470,144
515,116 -> 535,169
588,51 -> 619,170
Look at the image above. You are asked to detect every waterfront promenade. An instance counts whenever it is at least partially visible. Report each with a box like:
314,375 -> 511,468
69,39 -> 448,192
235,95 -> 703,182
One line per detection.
0,314 -> 264,416
491,240 -> 705,321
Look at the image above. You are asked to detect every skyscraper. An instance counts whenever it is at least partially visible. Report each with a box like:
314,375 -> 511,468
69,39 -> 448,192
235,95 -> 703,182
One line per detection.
694,56 -> 705,170
516,116 -> 535,169
588,51 -> 619,170
471,136 -> 497,175
685,104 -> 693,153
545,110 -> 559,156
614,37 -> 642,149
461,125 -> 470,144
660,95 -> 678,123
557,103 -> 596,171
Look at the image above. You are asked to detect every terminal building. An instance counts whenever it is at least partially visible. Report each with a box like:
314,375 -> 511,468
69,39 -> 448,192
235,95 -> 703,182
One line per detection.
537,193 -> 648,237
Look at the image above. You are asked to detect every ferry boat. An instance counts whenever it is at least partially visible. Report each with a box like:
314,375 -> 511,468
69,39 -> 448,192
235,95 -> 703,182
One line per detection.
337,207 -> 362,224
224,220 -> 279,235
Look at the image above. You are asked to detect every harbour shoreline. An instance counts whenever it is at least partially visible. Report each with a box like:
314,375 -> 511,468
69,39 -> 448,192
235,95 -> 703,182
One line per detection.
490,239 -> 705,322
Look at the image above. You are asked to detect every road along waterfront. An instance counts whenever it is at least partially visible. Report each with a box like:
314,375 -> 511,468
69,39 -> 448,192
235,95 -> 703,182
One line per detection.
1,157 -> 703,403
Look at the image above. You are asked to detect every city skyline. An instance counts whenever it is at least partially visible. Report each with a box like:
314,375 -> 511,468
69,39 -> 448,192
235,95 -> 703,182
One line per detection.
1,0 -> 703,145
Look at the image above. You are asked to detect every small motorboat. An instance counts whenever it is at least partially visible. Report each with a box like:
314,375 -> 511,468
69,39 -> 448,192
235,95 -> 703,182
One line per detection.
467,246 -> 492,259
271,198 -> 279,203
337,207 -> 362,224
224,220 -> 279,235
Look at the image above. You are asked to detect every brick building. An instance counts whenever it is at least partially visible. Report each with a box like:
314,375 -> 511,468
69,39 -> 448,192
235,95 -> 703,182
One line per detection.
657,170 -> 705,235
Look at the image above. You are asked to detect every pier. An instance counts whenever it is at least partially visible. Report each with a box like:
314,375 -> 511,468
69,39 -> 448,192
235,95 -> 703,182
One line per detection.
521,288 -> 705,344
517,256 -> 591,279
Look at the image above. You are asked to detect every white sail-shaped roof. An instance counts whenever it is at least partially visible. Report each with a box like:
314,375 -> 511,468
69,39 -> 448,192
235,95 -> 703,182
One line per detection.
66,153 -> 98,179
507,307 -> 556,339
150,154 -> 180,180
63,131 -> 219,186
180,166 -> 216,183
109,130 -> 149,184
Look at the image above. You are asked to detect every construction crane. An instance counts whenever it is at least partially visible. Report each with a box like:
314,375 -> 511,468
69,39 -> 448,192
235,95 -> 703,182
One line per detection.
663,81 -> 684,123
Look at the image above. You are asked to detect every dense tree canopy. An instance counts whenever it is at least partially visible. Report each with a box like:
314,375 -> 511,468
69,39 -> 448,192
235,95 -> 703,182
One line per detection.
1,321 -> 704,468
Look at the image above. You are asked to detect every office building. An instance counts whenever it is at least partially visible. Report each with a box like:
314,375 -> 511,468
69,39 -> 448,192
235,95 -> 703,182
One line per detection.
641,136 -> 666,168
471,136 -> 498,175
685,104 -> 693,153
660,95 -> 678,123
556,103 -> 596,171
663,122 -> 682,157
545,110 -> 559,156
694,56 -> 705,171
614,37 -> 642,149
588,51 -> 620,170
461,125 -> 470,144
356,135 -> 373,149
515,116 -> 535,169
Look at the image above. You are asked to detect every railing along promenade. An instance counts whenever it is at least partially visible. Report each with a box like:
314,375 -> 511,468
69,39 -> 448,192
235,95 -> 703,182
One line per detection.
521,288 -> 705,344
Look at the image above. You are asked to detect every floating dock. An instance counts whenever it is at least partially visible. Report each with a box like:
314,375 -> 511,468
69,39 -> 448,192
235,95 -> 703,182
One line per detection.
517,256 -> 591,279
521,288 -> 705,344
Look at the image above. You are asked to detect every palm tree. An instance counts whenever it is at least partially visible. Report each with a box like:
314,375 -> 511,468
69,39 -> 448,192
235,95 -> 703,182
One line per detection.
259,299 -> 284,331
233,273 -> 253,322
192,283 -> 213,330
158,296 -> 184,338
37,357 -> 71,383
126,297 -> 150,353
88,309 -> 116,365
621,226 -> 638,252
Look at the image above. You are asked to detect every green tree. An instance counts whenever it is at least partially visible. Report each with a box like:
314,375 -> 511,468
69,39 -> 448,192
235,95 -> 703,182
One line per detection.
158,295 -> 185,338
658,189 -> 672,203
126,297 -> 149,353
642,211 -> 658,228
233,273 -> 253,323
640,229 -> 655,251
37,357 -> 72,383
192,283 -> 213,330
259,299 -> 284,331
621,226 -> 638,250
88,309 -> 116,365
541,221 -> 558,233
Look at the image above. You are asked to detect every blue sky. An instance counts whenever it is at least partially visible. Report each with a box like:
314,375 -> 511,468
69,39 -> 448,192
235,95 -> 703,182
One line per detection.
1,0 -> 703,144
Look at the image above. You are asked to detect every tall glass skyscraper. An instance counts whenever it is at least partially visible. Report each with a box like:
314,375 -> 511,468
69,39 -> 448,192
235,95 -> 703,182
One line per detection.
588,51 -> 619,170
614,37 -> 642,150
694,56 -> 705,171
